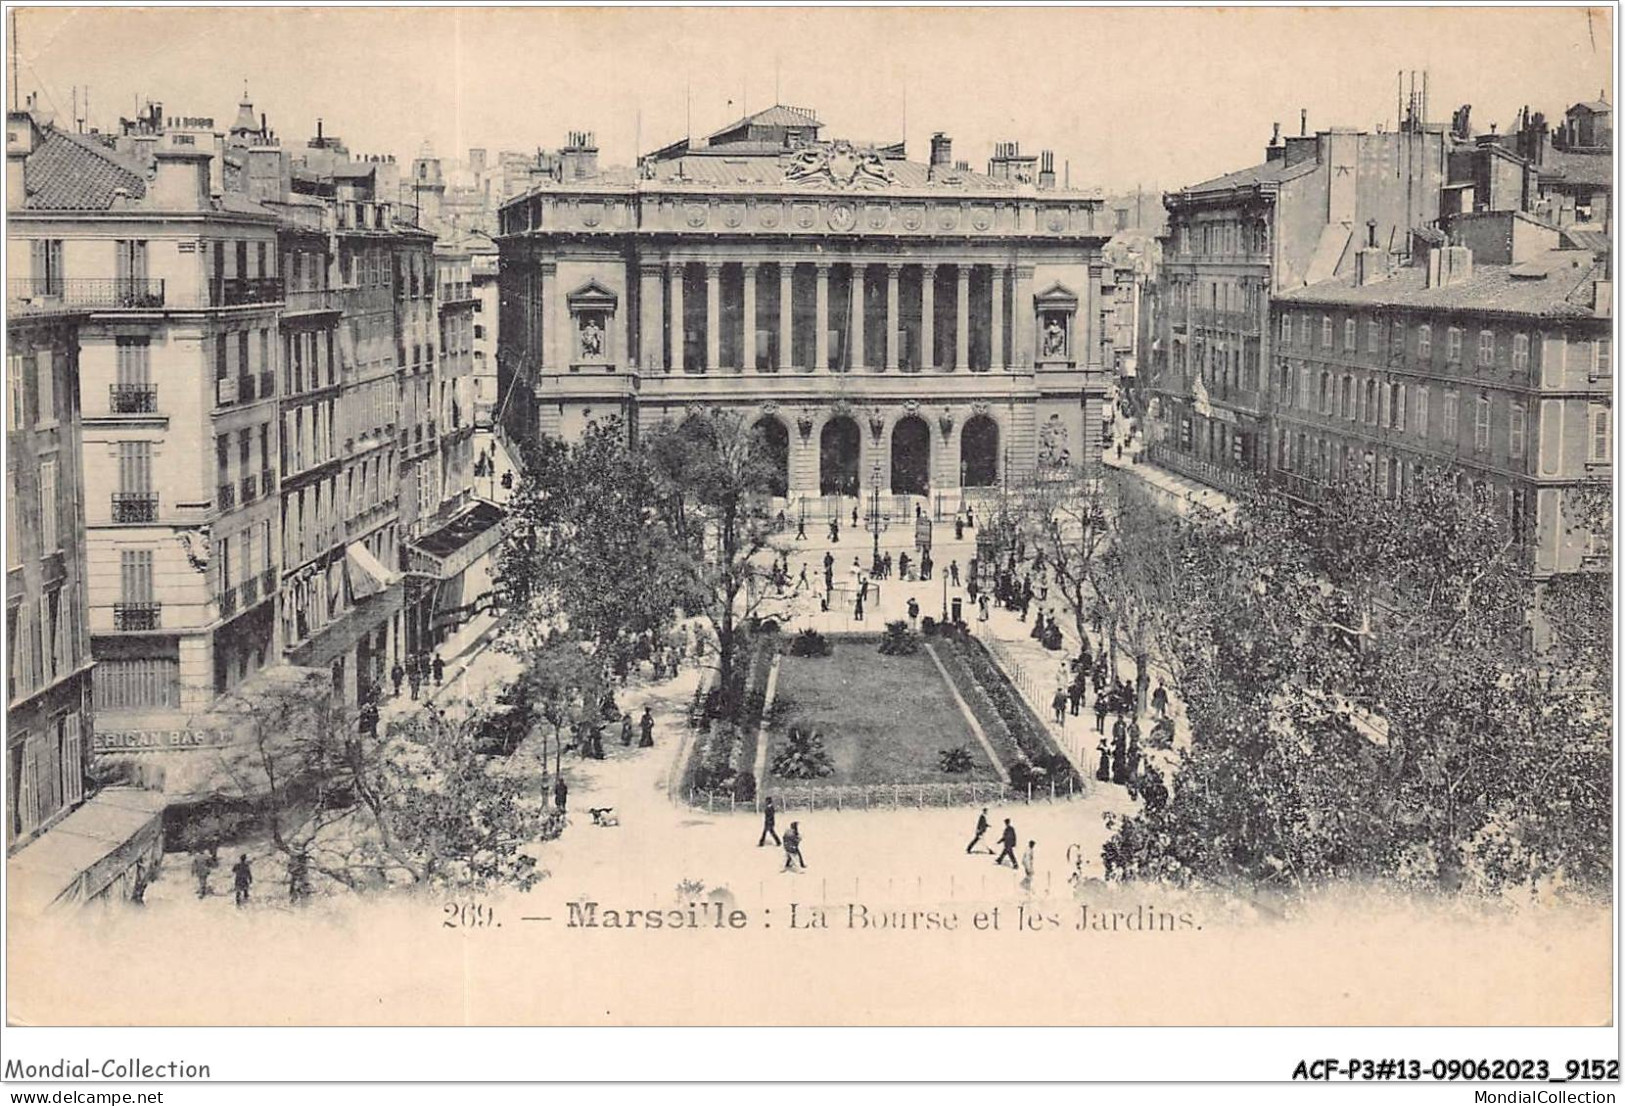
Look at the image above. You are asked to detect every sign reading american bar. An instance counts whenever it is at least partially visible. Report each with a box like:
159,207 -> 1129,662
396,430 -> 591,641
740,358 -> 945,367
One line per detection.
92,728 -> 235,753
496,107 -> 1113,515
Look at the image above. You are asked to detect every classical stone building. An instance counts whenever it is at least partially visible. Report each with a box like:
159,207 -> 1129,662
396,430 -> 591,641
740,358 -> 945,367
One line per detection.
496,107 -> 1112,513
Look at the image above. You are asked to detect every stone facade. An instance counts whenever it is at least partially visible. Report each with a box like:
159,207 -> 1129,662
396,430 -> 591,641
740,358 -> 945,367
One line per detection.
496,108 -> 1111,513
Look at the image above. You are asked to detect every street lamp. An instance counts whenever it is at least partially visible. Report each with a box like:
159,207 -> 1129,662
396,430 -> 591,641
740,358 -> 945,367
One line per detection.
868,459 -> 883,573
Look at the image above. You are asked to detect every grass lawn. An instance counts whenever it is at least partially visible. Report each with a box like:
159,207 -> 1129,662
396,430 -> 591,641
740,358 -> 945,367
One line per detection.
765,635 -> 1000,787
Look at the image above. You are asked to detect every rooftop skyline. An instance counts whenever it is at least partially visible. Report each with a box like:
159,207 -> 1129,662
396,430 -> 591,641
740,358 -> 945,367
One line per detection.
12,6 -> 1615,193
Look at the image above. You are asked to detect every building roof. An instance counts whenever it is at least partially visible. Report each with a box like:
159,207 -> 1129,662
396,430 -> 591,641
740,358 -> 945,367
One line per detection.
1178,157 -> 1316,196
1561,227 -> 1611,254
1540,148 -> 1612,188
22,127 -> 147,210
706,104 -> 820,139
1275,249 -> 1604,319
1572,100 -> 1612,114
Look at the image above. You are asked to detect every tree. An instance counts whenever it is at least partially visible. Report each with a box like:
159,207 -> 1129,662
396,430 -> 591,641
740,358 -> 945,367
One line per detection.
511,635 -> 607,778
645,409 -> 779,695
1007,462 -> 1110,648
1104,466 -> 1611,897
494,417 -> 683,673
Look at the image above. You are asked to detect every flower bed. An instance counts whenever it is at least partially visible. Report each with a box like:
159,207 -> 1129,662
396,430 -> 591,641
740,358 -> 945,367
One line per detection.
931,629 -> 1081,790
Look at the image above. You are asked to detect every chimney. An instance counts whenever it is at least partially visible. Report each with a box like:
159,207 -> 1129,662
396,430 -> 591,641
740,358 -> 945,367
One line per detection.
6,111 -> 39,213
1300,108 -> 1308,136
929,132 -> 953,169
1425,244 -> 1474,289
148,147 -> 212,211
1037,150 -> 1055,190
561,130 -> 598,180
1272,121 -> 1282,146
1266,121 -> 1286,164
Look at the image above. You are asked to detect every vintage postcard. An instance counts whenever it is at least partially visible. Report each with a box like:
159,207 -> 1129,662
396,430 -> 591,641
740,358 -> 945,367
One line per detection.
1,3 -> 1614,1073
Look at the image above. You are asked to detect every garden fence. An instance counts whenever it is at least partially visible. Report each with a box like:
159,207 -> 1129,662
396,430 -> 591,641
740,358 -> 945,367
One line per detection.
687,777 -> 1082,814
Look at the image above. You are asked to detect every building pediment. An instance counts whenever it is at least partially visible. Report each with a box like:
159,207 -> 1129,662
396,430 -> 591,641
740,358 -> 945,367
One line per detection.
1033,281 -> 1079,310
566,278 -> 618,311
782,140 -> 898,190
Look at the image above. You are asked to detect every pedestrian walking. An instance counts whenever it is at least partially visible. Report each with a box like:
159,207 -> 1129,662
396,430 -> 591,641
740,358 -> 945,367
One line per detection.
955,517 -> 964,540
1051,686 -> 1068,725
1020,841 -> 1036,893
978,594 -> 990,622
854,593 -> 865,621
621,715 -> 634,747
966,506 -> 975,529
1111,720 -> 1129,785
782,821 -> 806,871
796,516 -> 807,540
1068,680 -> 1083,717
191,850 -> 214,898
1152,682 -> 1169,718
391,662 -> 405,697
829,518 -> 840,543
232,854 -> 253,908
288,850 -> 311,903
639,706 -> 655,747
1094,696 -> 1109,733
994,820 -> 1019,868
1096,738 -> 1113,782
851,504 -> 859,528
432,654 -> 445,685
408,668 -> 421,702
554,776 -> 569,813
797,565 -> 808,591
950,560 -> 960,587
758,797 -> 781,847
966,808 -> 990,854
906,597 -> 920,630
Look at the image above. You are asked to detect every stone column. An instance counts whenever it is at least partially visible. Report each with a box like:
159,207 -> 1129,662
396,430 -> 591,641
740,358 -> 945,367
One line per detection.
539,263 -> 557,371
885,263 -> 901,372
850,263 -> 866,371
670,262 -> 686,372
990,264 -> 1006,372
1013,264 -> 1035,369
705,261 -> 722,372
742,261 -> 758,371
1086,263 -> 1104,369
920,264 -> 935,371
814,262 -> 831,372
778,263 -> 794,372
955,264 -> 971,372
639,263 -> 663,372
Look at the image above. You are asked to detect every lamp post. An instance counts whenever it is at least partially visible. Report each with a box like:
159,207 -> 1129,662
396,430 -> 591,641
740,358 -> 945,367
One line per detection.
868,460 -> 883,573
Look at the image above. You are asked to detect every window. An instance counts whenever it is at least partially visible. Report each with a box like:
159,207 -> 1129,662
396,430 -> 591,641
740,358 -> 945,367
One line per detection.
1474,395 -> 1491,451
1415,386 -> 1429,436
30,239 -> 64,295
1365,379 -> 1378,425
1299,314 -> 1311,344
1344,318 -> 1357,351
1321,316 -> 1333,348
1391,382 -> 1406,431
1510,403 -> 1527,459
1446,327 -> 1463,363
120,549 -> 153,604
1280,315 -> 1292,344
1589,404 -> 1611,463
1341,375 -> 1355,421
117,441 -> 153,495
39,459 -> 57,552
1478,329 -> 1495,368
1366,320 -> 1380,353
1390,320 -> 1405,358
1417,324 -> 1431,359
35,349 -> 54,426
7,354 -> 23,431
1442,390 -> 1459,441
217,434 -> 231,484
1512,333 -> 1530,373
1596,335 -> 1612,378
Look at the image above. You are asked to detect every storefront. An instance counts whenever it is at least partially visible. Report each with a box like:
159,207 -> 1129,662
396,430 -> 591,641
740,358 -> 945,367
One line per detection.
9,788 -> 167,913
404,500 -> 506,653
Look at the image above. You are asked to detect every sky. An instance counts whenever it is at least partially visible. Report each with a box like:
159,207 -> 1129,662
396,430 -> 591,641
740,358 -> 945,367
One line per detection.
11,6 -> 1616,193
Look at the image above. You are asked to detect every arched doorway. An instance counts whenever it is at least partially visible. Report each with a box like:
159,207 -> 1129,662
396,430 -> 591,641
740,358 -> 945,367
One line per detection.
819,416 -> 860,496
753,416 -> 789,498
890,415 -> 931,497
961,414 -> 999,487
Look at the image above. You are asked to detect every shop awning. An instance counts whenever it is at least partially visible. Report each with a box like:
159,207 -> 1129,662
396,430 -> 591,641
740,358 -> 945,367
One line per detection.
405,500 -> 507,581
8,788 -> 167,914
347,541 -> 399,600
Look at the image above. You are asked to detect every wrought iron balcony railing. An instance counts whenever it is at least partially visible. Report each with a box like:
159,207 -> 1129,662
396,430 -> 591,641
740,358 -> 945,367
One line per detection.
213,277 -> 285,307
109,383 -> 158,413
9,277 -> 166,311
111,492 -> 158,523
113,602 -> 161,630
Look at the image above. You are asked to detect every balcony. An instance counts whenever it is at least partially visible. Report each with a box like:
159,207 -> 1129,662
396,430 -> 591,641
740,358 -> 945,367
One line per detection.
261,469 -> 275,496
240,575 -> 259,606
113,602 -> 162,631
213,277 -> 285,307
237,374 -> 257,402
217,482 -> 236,510
259,372 -> 276,399
220,586 -> 238,617
111,492 -> 158,523
260,567 -> 277,597
108,383 -> 158,414
283,287 -> 339,315
241,475 -> 259,504
8,277 -> 165,312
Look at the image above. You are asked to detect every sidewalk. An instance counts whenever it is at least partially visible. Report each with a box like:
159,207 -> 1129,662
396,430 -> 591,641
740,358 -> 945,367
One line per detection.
1103,444 -> 1239,518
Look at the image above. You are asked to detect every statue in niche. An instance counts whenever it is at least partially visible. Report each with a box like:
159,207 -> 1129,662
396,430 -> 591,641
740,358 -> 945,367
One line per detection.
1043,314 -> 1068,358
580,315 -> 605,359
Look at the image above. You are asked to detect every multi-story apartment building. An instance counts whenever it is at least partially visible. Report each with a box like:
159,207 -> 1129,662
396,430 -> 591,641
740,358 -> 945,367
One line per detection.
1148,114 -> 1448,491
6,305 -> 93,850
497,109 -> 1113,511
5,299 -> 167,908
7,109 -> 285,743
1269,213 -> 1611,590
469,232 -> 501,428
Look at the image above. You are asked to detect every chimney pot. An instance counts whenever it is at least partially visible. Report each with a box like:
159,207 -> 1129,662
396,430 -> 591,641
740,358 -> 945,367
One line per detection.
1271,121 -> 1281,145
1300,108 -> 1307,136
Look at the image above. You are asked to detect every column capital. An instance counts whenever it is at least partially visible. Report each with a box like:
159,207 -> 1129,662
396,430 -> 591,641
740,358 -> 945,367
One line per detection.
813,260 -> 834,274
920,261 -> 939,275
885,262 -> 905,276
1014,263 -> 1036,279
704,260 -> 726,276
639,261 -> 665,276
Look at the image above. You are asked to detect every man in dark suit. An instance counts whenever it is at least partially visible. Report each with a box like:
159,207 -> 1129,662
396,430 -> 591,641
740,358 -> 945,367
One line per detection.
994,819 -> 1019,868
